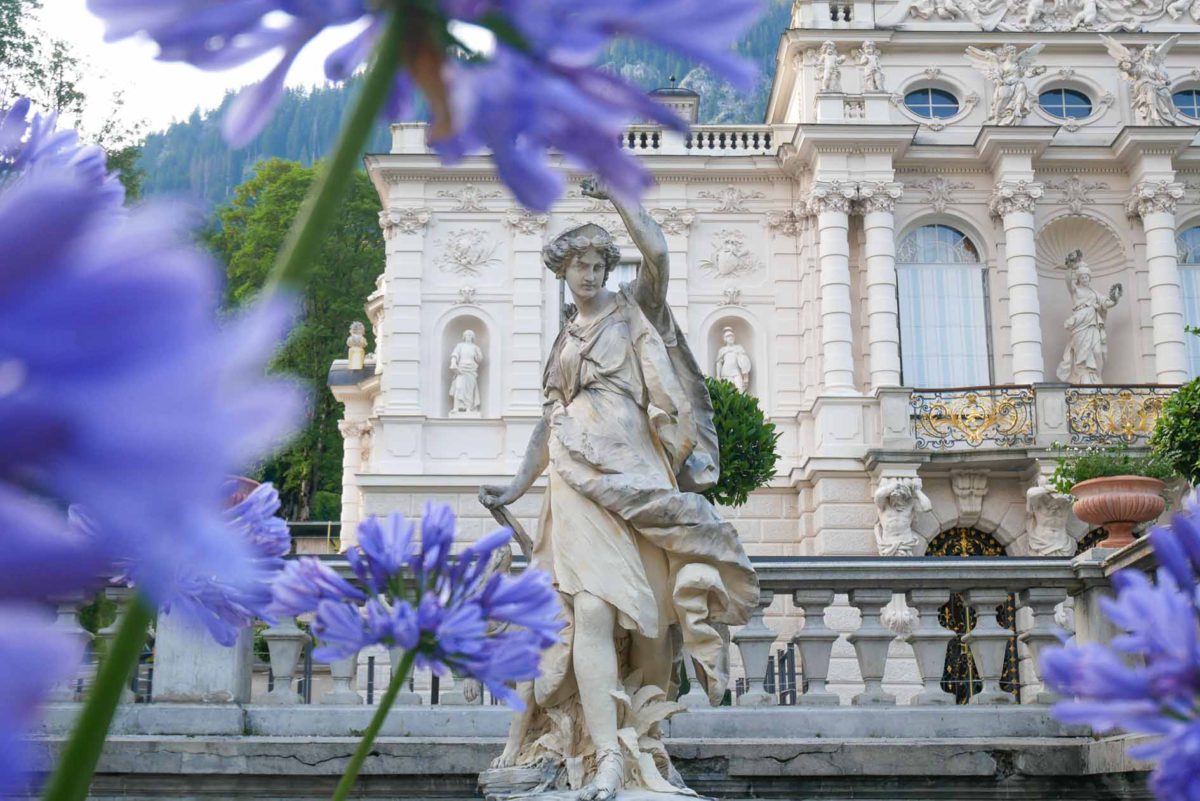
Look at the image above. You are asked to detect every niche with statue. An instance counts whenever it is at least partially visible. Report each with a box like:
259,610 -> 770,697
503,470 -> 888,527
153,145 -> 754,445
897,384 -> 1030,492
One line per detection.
441,315 -> 490,418
707,317 -> 756,395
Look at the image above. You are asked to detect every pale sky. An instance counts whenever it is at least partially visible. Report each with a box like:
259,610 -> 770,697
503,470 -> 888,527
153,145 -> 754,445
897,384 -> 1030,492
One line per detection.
37,0 -> 367,134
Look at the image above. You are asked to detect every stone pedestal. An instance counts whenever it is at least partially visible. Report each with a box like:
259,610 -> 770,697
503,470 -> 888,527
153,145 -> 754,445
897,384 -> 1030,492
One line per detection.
152,611 -> 253,704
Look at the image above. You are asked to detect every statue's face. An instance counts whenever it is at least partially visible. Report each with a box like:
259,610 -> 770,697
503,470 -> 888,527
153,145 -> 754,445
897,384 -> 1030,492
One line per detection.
1078,270 -> 1092,287
464,330 -> 475,343
564,247 -> 608,300
723,332 -> 735,345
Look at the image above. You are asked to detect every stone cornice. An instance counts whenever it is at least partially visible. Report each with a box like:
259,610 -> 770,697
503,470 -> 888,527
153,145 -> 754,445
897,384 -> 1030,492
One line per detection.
988,180 -> 1044,217
1126,180 -> 1185,218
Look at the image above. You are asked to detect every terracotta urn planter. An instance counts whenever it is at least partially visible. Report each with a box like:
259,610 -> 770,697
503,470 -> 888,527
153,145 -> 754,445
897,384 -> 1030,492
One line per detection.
1071,475 -> 1166,549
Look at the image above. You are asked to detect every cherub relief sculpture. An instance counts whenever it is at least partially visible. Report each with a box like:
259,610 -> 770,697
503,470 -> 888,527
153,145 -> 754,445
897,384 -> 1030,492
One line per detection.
1056,249 -> 1122,385
856,41 -> 885,92
1103,35 -> 1179,126
816,41 -> 846,92
874,477 -> 933,557
478,178 -> 757,801
965,43 -> 1046,126
1027,477 -> 1076,557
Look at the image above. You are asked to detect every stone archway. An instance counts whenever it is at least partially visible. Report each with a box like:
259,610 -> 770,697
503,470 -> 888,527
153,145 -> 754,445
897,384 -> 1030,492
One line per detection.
925,527 -> 1020,704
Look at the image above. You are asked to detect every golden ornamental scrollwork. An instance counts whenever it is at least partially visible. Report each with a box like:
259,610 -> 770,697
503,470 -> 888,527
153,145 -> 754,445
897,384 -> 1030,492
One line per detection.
1066,387 -> 1173,445
911,388 -> 1036,449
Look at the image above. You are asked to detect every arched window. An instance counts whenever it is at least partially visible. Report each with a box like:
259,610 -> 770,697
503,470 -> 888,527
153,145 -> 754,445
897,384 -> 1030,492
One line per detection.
896,224 -> 990,387
1177,226 -> 1200,375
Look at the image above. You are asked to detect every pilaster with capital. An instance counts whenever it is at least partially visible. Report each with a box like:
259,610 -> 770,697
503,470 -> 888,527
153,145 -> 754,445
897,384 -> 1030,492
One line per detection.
855,181 -> 904,389
337,419 -> 370,550
381,203 -> 431,413
989,180 -> 1045,384
503,208 -> 549,414
805,180 -> 859,394
1128,180 -> 1188,382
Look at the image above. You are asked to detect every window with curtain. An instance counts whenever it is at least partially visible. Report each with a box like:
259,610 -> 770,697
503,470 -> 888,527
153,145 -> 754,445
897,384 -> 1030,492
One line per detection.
1178,226 -> 1200,376
896,224 -> 991,387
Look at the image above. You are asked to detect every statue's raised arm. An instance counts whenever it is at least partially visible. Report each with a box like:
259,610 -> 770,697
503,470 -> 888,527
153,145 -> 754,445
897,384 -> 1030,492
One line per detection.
580,178 -> 670,332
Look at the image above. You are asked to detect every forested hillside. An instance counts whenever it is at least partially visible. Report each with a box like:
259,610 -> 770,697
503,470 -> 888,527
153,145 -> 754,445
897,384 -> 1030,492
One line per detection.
138,0 -> 790,207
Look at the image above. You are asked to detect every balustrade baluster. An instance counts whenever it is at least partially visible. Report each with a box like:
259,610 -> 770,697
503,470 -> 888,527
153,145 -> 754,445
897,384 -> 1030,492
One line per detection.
679,653 -> 710,708
388,648 -> 424,705
1017,587 -> 1070,704
902,589 -> 956,706
260,618 -> 309,705
733,591 -> 778,706
846,589 -> 897,706
791,590 -> 840,706
961,589 -> 1016,705
48,596 -> 92,702
320,653 -> 364,705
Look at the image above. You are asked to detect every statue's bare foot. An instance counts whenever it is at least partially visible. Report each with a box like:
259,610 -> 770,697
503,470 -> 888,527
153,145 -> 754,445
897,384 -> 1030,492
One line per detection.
578,749 -> 623,801
490,744 -> 519,769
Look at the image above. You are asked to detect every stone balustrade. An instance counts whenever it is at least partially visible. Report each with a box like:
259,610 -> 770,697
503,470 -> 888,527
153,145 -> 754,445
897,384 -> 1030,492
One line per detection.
617,125 -> 778,156
891,383 -> 1177,452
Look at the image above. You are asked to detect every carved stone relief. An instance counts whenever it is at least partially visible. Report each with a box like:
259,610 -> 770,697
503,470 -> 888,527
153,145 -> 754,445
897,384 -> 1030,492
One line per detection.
503,209 -> 549,235
965,44 -> 1045,126
697,185 -> 766,212
378,207 -> 431,238
902,0 -> 1200,32
650,207 -> 697,235
1103,35 -> 1179,125
873,477 -> 933,557
951,471 -> 989,528
1045,176 -> 1109,214
1126,180 -> 1185,218
989,180 -> 1044,217
698,229 -> 763,278
908,177 -> 973,213
1026,478 -> 1075,557
766,209 -> 805,236
438,183 -> 501,211
435,229 -> 500,276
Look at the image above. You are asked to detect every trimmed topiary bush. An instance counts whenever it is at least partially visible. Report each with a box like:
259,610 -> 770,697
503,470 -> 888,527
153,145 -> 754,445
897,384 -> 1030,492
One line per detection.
703,377 -> 781,508
1151,376 -> 1200,487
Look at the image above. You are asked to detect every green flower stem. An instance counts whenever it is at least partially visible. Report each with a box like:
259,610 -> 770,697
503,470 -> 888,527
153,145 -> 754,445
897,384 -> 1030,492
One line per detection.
41,594 -> 154,801
332,649 -> 416,801
266,9 -> 406,294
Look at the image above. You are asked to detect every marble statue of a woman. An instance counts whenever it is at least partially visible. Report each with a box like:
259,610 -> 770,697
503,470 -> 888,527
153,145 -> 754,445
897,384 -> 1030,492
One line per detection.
1056,249 -> 1122,385
479,179 -> 759,801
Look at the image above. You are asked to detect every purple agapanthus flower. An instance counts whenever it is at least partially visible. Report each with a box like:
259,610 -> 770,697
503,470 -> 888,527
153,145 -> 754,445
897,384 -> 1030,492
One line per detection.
0,605 -> 84,796
0,157 -> 303,617
1,97 -> 124,206
1040,498 -> 1200,800
271,502 -> 561,707
86,0 -> 763,210
165,483 -> 294,645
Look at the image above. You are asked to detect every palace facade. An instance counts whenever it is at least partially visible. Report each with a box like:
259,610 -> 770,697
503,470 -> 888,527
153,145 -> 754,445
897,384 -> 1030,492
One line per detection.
331,0 -> 1198,691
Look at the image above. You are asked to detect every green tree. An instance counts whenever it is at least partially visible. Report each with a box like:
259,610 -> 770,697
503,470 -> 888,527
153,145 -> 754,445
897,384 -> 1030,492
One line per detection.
702,377 -> 781,508
208,158 -> 382,520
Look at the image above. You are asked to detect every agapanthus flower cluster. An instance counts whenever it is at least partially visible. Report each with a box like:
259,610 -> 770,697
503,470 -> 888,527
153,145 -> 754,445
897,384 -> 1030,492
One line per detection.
1040,495 -> 1200,800
0,98 -> 301,788
86,0 -> 763,210
271,502 -> 562,706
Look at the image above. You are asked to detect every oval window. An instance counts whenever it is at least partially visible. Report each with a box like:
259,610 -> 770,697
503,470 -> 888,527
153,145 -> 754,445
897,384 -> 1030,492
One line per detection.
1173,89 -> 1200,120
1038,88 -> 1092,120
903,88 -> 960,120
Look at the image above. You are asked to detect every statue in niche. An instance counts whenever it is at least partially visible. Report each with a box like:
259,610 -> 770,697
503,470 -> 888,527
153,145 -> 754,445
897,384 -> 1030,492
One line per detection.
714,327 -> 752,394
346,321 -> 367,370
448,330 -> 484,417
965,43 -> 1045,126
1056,249 -> 1122,385
1027,477 -> 1075,557
478,178 -> 758,801
873,477 -> 932,557
1103,35 -> 1179,126
816,41 -> 845,93
856,41 -> 885,92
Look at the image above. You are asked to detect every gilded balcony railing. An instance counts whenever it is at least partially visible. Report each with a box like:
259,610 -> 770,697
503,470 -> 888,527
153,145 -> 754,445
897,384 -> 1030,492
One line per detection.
910,386 -> 1037,449
1065,385 -> 1177,446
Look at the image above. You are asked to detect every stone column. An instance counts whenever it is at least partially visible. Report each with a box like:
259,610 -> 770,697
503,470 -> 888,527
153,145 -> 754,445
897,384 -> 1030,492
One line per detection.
1128,180 -> 1189,383
857,181 -> 904,389
337,420 -> 368,550
807,180 -> 860,394
989,180 -> 1045,384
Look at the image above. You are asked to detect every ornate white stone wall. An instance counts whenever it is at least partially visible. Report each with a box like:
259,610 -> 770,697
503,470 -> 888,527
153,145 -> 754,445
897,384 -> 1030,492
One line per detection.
331,1 -> 1199,700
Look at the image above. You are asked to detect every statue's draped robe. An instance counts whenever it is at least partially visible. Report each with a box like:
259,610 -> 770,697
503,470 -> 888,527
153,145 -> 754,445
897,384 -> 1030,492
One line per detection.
1057,287 -> 1108,383
532,284 -> 758,715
